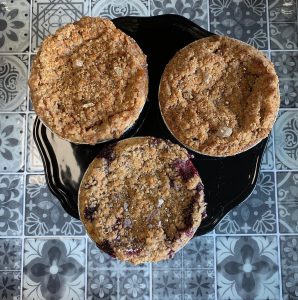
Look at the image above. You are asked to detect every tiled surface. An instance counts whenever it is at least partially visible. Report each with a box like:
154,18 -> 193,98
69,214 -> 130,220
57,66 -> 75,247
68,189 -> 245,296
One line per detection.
0,0 -> 296,299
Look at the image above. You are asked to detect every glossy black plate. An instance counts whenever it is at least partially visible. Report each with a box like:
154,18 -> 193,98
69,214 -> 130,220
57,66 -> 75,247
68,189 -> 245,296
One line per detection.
33,14 -> 267,236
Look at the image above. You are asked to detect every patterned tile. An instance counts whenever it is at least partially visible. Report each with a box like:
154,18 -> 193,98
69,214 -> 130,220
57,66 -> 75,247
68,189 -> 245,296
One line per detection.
153,249 -> 182,269
87,269 -> 117,300
279,80 -> 298,108
277,172 -> 298,233
153,269 -> 182,300
209,0 -> 268,49
274,111 -> 298,170
183,269 -> 215,300
92,0 -> 149,18
183,236 -> 214,269
269,0 -> 297,22
216,236 -> 279,300
270,23 -> 298,50
0,0 -> 30,52
23,238 -> 85,300
261,134 -> 274,170
216,172 -> 276,234
150,0 -> 208,29
0,55 -> 28,111
0,239 -> 22,270
280,235 -> 298,299
25,175 -> 84,236
0,174 -> 24,236
0,113 -> 25,172
119,269 -> 150,299
31,0 -> 89,52
27,113 -> 43,172
0,271 -> 21,299
271,51 -> 298,80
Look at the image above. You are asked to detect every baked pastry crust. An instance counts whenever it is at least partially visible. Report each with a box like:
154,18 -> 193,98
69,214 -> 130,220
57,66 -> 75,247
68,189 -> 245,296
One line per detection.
79,137 -> 205,264
159,35 -> 280,156
29,16 -> 148,144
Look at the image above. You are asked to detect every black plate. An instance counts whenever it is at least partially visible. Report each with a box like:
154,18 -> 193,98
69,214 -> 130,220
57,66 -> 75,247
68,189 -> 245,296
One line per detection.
33,15 -> 267,236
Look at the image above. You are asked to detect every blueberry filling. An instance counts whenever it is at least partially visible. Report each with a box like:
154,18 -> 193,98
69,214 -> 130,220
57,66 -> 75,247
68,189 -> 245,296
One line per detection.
126,248 -> 142,256
84,204 -> 98,222
173,159 -> 198,181
97,144 -> 116,164
96,241 -> 116,258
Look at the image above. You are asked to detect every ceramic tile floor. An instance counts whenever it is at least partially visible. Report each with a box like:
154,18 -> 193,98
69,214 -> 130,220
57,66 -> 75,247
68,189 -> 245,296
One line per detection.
0,0 -> 297,299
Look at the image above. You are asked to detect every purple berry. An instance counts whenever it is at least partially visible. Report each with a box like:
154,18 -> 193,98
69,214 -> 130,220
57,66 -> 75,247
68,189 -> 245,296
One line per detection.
84,205 -> 98,222
173,159 -> 198,181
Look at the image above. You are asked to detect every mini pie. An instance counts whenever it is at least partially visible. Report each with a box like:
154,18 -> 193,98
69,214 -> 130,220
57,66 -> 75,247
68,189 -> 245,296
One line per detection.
29,16 -> 148,144
159,35 -> 280,156
79,137 -> 206,264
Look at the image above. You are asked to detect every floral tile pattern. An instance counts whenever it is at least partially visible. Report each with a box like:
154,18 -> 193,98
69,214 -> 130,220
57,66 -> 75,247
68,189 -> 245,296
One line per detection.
270,23 -> 298,50
209,0 -> 268,49
277,171 -> 298,233
150,0 -> 208,29
153,269 -> 182,300
184,269 -> 215,300
183,236 -> 214,269
25,175 -> 84,236
216,172 -> 276,234
0,239 -> 21,270
23,238 -> 85,300
271,51 -> 298,80
0,0 -> 30,52
261,134 -> 275,170
279,79 -> 298,108
216,236 -> 279,300
31,0 -> 89,52
274,111 -> 298,170
269,0 -> 298,22
153,250 -> 182,269
0,271 -> 21,299
0,55 -> 28,111
0,174 -> 24,236
280,235 -> 298,299
0,113 -> 25,172
26,114 -> 43,172
92,0 -> 149,18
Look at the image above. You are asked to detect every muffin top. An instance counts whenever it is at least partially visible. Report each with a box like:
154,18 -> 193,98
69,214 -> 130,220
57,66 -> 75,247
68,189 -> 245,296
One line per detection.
29,16 -> 148,144
79,137 -> 205,264
159,35 -> 280,156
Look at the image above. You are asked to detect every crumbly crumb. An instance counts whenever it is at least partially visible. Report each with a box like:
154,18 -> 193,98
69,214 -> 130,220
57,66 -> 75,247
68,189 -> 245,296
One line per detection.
79,137 -> 205,264
159,35 -> 280,156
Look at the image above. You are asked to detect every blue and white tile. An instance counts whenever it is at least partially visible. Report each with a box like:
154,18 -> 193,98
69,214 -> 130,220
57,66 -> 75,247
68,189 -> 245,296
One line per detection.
183,236 -> 214,269
0,113 -> 25,172
277,172 -> 298,233
216,236 -> 279,300
119,269 -> 150,299
0,55 -> 28,111
216,172 -> 276,234
209,0 -> 268,49
279,80 -> 298,108
153,269 -> 182,300
0,0 -> 30,52
271,51 -> 298,80
261,134 -> 274,170
150,0 -> 208,29
0,271 -> 21,299
280,235 -> 298,299
25,175 -> 84,236
274,111 -> 298,170
0,238 -> 22,270
27,113 -> 43,172
270,23 -> 298,50
269,0 -> 297,22
0,174 -> 24,236
88,269 -> 117,300
31,0 -> 89,52
153,249 -> 182,269
23,238 -> 85,300
183,269 -> 215,300
93,0 -> 149,18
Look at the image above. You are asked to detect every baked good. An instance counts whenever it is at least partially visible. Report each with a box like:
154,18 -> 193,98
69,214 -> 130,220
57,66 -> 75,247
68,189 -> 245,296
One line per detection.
29,16 -> 148,144
79,137 -> 205,264
159,35 -> 280,156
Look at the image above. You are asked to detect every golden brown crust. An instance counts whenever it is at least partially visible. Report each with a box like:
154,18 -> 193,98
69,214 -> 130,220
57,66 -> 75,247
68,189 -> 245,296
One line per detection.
159,36 -> 280,156
78,137 -> 205,264
29,17 -> 148,144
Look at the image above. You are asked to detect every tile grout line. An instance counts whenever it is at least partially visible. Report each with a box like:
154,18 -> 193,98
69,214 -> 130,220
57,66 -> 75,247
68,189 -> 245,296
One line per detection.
85,237 -> 88,299
213,231 -> 218,300
207,0 -> 210,32
149,262 -> 152,300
